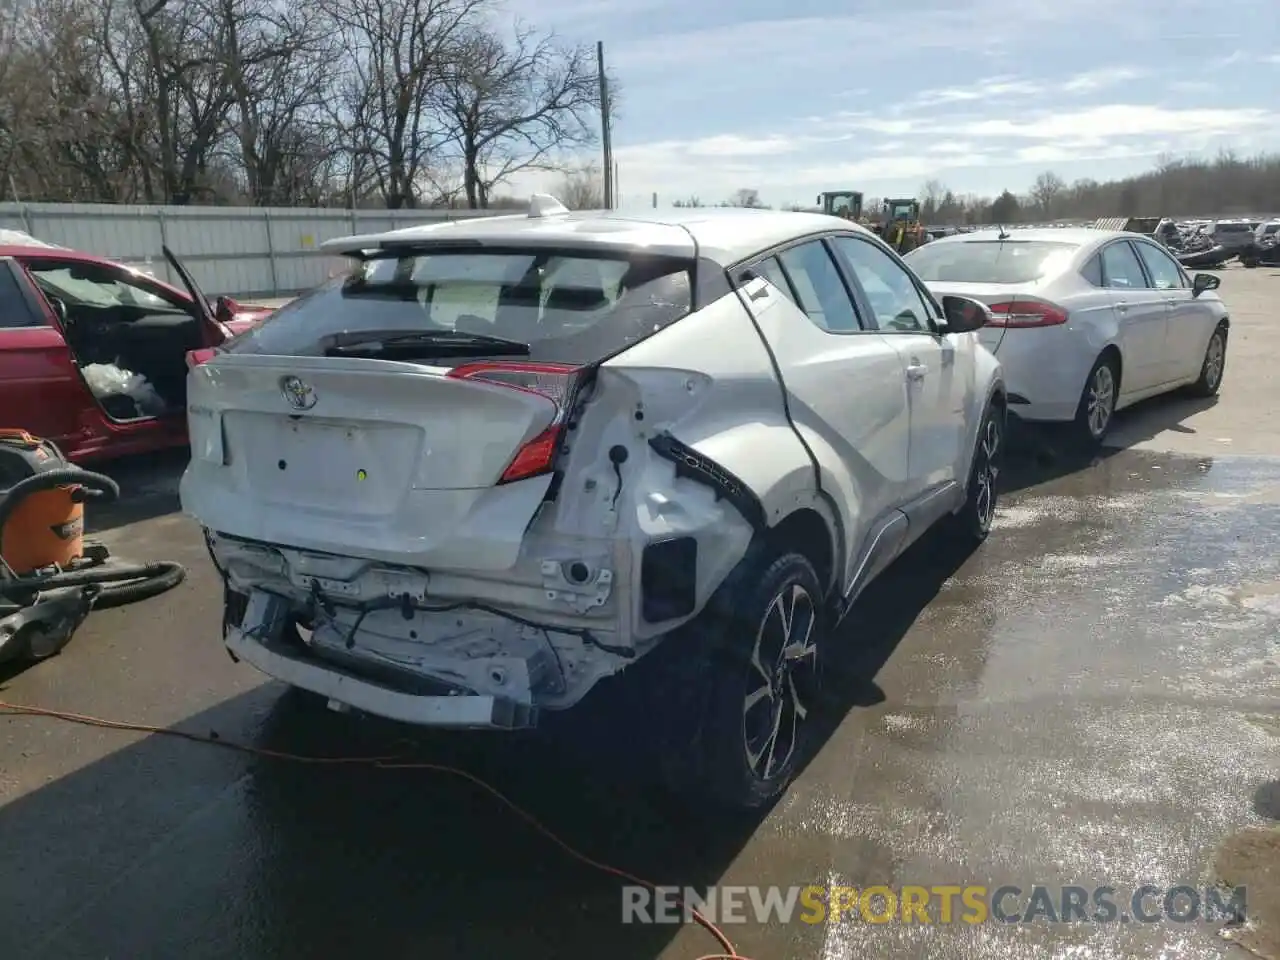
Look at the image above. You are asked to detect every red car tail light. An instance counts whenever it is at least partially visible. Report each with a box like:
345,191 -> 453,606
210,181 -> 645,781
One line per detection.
986,297 -> 1069,328
186,347 -> 221,368
446,361 -> 584,483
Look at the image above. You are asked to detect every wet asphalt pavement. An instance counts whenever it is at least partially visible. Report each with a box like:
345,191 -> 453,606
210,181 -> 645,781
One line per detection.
2,270 -> 1278,960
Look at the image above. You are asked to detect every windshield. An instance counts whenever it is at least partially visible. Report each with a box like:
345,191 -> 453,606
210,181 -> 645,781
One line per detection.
904,240 -> 1078,284
26,262 -> 176,310
224,249 -> 694,365
889,202 -> 916,220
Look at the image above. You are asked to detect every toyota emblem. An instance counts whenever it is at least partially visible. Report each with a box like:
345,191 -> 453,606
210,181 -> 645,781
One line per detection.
280,375 -> 317,410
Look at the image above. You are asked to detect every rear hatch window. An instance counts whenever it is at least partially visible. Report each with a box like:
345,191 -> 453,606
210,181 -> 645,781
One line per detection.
904,240 -> 1078,284
223,248 -> 693,366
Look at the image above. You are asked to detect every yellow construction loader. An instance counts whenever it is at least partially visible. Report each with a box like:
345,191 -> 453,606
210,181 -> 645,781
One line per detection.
878,198 -> 925,254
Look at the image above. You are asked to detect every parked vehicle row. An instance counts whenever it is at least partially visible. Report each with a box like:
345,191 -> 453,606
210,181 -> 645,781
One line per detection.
0,235 -> 271,462
0,203 -> 1233,811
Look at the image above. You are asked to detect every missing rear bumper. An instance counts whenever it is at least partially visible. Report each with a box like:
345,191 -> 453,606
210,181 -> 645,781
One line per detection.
230,591 -> 536,730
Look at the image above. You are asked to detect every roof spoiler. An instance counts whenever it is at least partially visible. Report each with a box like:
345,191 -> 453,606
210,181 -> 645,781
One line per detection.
320,194 -> 572,259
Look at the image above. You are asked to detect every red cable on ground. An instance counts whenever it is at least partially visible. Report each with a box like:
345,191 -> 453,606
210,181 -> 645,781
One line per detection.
0,698 -> 753,960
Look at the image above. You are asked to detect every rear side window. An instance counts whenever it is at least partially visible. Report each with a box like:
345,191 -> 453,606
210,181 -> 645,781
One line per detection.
224,249 -> 693,365
750,256 -> 797,305
0,262 -> 43,328
775,241 -> 862,333
1081,255 -> 1103,287
1099,242 -> 1147,289
904,240 -> 1078,283
1133,242 -> 1187,290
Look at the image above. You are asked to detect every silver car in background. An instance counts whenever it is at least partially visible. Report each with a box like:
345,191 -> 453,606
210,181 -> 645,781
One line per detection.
1213,219 -> 1262,251
903,228 -> 1230,445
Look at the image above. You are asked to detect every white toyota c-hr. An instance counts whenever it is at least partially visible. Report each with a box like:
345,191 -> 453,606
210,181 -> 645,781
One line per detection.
175,197 -> 1005,808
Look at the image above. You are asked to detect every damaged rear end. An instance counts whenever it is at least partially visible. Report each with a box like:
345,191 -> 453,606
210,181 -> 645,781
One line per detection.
182,233 -> 780,729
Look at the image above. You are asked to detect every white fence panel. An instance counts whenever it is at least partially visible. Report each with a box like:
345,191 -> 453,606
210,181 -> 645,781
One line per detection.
0,202 -> 507,297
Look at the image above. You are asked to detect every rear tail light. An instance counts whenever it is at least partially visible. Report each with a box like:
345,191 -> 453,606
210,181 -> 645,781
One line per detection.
986,297 -> 1068,328
447,361 -> 583,483
186,347 -> 221,368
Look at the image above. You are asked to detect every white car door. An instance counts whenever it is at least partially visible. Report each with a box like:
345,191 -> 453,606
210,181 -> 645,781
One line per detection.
1131,238 -> 1213,383
827,234 -> 967,496
1098,239 -> 1168,393
734,239 -> 911,587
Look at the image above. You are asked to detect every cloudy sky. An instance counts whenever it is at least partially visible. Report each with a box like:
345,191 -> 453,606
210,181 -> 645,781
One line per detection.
497,0 -> 1278,207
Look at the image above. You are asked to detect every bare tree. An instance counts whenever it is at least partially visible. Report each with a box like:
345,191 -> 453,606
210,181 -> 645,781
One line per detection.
1029,170 -> 1066,219
208,0 -> 336,204
321,0 -> 485,208
432,25 -> 598,208
108,0 -> 238,203
554,161 -> 602,209
919,178 -> 946,219
727,187 -> 762,208
7,0 -> 1280,216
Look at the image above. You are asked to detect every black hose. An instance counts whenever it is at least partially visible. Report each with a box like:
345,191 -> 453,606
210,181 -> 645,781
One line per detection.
9,557 -> 187,608
0,464 -> 185,608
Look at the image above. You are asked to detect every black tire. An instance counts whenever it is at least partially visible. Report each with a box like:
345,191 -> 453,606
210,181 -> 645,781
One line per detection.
946,402 -> 1003,544
1186,323 -> 1227,398
1072,353 -> 1119,448
679,550 -> 825,810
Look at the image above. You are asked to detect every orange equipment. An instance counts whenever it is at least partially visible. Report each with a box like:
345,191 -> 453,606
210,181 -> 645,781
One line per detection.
0,430 -> 185,666
0,430 -> 92,574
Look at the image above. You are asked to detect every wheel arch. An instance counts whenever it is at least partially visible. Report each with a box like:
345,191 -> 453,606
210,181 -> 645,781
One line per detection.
959,376 -> 1007,487
1097,342 -> 1124,390
762,498 -> 843,600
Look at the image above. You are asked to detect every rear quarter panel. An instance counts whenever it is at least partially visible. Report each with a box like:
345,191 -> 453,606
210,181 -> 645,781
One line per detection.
577,290 -> 836,639
996,270 -> 1121,417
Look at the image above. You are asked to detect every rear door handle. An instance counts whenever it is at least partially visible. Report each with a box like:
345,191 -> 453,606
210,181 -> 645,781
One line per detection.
905,363 -> 927,381
1114,301 -> 1129,313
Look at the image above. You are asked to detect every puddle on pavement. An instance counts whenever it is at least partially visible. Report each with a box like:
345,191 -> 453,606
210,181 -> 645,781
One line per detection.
744,449 -> 1280,960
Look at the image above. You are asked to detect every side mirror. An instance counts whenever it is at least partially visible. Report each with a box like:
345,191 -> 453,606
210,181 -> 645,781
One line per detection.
1191,273 -> 1220,298
939,295 -> 990,333
213,294 -> 238,322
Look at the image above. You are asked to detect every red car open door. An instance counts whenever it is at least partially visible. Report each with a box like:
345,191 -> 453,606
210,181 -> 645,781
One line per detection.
0,256 -> 89,448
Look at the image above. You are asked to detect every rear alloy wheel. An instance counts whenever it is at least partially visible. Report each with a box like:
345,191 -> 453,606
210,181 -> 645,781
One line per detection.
695,552 -> 823,810
1186,325 -> 1227,398
1073,355 -> 1119,448
947,403 -> 1002,543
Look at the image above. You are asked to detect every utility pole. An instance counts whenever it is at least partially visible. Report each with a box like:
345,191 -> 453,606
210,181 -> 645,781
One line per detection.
597,41 -> 613,209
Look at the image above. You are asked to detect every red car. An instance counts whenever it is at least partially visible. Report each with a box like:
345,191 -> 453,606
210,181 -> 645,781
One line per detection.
0,240 -> 272,463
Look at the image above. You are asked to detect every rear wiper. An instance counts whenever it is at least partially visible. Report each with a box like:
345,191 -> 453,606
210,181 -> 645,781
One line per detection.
323,330 -> 530,357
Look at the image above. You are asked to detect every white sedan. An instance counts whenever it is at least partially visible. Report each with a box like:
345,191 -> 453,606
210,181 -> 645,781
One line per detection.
904,228 -> 1229,445
175,199 -> 1004,808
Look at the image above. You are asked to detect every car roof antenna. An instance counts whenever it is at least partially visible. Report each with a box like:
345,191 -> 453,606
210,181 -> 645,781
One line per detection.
996,223 -> 1010,240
